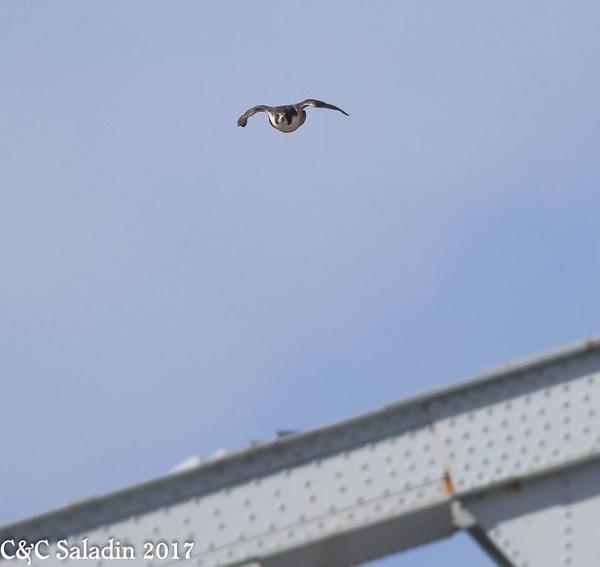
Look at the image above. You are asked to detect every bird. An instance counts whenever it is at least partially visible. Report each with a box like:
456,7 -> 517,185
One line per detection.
237,99 -> 349,133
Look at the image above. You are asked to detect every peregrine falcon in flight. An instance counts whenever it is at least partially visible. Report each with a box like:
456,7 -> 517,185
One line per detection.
237,99 -> 349,133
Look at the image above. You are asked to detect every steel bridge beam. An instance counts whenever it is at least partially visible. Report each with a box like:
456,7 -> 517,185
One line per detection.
2,338 -> 600,566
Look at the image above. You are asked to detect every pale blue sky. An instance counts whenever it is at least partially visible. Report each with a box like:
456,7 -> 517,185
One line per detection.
1,2 -> 599,565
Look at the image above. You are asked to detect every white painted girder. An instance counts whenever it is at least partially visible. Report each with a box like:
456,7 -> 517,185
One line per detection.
2,338 -> 600,566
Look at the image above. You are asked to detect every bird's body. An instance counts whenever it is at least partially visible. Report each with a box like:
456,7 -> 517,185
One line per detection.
265,105 -> 307,133
237,99 -> 348,133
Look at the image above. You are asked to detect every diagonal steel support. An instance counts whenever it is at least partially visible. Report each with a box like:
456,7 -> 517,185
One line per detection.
451,501 -> 515,567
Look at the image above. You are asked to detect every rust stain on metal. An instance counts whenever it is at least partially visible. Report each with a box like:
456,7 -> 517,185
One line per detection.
443,470 -> 455,494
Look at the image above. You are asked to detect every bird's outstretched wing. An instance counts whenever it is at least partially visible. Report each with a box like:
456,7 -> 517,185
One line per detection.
296,99 -> 349,116
237,105 -> 270,127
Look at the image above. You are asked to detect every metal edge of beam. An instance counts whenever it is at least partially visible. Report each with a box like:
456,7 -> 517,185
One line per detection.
2,337 -> 599,540
244,500 -> 456,567
457,450 -> 600,504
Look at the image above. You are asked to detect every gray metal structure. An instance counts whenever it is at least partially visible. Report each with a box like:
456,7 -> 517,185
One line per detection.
3,338 -> 600,566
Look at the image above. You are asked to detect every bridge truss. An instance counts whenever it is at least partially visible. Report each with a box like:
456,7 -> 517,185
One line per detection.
2,338 -> 600,566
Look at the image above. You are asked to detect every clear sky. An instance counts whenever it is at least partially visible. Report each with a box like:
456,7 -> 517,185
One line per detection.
1,2 -> 599,565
